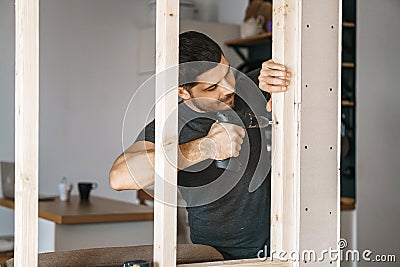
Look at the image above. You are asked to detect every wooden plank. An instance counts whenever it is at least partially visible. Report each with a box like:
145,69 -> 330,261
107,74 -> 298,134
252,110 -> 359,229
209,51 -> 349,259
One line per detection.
14,0 -> 39,265
271,0 -> 341,266
153,0 -> 179,266
270,0 -> 301,255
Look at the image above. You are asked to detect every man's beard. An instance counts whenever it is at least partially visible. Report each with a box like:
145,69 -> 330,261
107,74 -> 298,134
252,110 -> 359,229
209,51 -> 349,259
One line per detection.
188,93 -> 235,113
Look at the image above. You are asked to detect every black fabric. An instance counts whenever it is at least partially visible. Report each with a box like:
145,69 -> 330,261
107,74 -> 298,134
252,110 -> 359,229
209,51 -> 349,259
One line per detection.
136,69 -> 271,260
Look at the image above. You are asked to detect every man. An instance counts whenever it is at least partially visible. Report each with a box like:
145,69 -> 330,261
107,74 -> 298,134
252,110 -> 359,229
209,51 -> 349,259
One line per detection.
110,31 -> 290,259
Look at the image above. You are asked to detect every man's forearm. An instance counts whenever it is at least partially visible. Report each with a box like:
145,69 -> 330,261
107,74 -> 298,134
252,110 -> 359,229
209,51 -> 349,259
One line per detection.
110,137 -> 212,190
178,136 -> 212,170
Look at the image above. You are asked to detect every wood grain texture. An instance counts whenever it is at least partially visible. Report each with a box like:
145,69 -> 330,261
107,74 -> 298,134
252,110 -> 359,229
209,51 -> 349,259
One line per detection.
270,0 -> 301,255
0,196 -> 153,224
14,0 -> 39,265
154,0 -> 179,266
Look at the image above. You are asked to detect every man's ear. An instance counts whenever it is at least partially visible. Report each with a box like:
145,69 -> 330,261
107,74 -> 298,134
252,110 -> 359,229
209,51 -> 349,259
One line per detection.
178,86 -> 191,100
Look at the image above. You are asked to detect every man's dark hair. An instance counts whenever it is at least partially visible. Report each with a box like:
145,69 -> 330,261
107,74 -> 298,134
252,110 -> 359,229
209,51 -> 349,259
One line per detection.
179,31 -> 224,91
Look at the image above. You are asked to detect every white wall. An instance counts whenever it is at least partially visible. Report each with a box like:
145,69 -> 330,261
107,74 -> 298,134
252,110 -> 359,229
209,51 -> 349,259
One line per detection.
192,0 -> 247,25
0,0 -> 149,204
215,0 -> 247,25
0,0 -> 14,165
0,0 -> 247,202
0,0 -> 247,237
357,0 -> 400,265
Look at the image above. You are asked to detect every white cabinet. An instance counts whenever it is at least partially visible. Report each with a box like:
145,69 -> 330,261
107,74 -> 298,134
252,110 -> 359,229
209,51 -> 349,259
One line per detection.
138,20 -> 243,77
341,210 -> 357,267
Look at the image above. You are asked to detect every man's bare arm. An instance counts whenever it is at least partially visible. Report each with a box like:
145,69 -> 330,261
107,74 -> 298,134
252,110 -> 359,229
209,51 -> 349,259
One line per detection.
109,122 -> 245,191
109,137 -> 214,191
109,141 -> 156,191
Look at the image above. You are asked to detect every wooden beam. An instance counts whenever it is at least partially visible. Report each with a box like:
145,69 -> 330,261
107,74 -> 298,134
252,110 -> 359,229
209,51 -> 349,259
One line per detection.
271,0 -> 341,266
270,0 -> 301,254
153,0 -> 179,266
14,0 -> 39,265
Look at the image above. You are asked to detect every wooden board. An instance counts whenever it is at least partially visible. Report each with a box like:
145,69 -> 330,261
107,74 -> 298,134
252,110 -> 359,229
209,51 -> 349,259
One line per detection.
14,0 -> 39,265
270,0 -> 302,255
153,0 -> 179,266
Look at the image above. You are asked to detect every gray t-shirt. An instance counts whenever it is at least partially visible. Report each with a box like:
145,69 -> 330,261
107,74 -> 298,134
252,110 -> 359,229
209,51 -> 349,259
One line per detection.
136,69 -> 271,260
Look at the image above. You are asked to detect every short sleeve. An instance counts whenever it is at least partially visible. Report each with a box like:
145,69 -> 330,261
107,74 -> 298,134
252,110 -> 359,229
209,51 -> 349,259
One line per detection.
135,120 -> 155,143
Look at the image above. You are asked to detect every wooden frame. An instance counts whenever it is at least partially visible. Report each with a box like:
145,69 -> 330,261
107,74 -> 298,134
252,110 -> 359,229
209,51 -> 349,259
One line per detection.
13,0 -> 341,266
14,0 -> 40,265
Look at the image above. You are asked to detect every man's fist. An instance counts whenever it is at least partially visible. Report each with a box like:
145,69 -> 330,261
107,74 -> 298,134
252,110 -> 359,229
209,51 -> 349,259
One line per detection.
201,122 -> 245,160
258,59 -> 291,112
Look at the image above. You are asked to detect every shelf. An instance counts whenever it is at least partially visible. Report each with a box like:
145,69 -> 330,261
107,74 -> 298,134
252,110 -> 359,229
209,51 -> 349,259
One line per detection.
225,22 -> 355,47
341,197 -> 356,211
341,100 -> 355,107
342,62 -> 355,68
224,32 -> 272,47
343,22 -> 356,28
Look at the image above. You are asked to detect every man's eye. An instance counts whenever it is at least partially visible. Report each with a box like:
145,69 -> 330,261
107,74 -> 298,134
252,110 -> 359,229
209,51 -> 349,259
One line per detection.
207,85 -> 217,91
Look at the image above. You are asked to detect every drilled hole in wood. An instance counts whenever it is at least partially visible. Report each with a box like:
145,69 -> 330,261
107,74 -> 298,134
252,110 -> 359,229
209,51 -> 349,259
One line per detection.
330,146 -> 333,150
305,145 -> 308,149
305,84 -> 308,88
331,25 -> 335,29
329,211 -> 332,215
330,88 -> 333,92
330,261 -> 333,264
305,207 -> 309,211
306,24 -> 310,28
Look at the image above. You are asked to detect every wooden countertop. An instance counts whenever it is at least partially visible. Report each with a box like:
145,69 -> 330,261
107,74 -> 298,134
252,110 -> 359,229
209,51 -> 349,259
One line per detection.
0,195 -> 153,224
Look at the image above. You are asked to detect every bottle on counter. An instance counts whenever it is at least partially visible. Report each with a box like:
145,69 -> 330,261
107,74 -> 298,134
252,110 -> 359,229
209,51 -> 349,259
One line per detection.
58,176 -> 73,201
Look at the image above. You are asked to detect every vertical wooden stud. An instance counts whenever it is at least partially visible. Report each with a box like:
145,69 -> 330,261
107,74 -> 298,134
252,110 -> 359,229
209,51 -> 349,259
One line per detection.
14,0 -> 40,265
153,0 -> 179,266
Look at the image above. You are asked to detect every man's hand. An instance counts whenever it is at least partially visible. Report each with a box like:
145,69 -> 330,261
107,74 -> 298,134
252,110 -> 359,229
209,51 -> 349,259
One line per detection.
258,59 -> 291,112
201,122 -> 245,160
